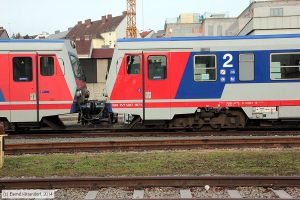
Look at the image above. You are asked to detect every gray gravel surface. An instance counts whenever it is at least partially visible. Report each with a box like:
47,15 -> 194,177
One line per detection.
191,187 -> 229,198
144,187 -> 180,199
96,187 -> 132,199
237,187 -> 278,198
53,188 -> 87,200
285,187 -> 300,198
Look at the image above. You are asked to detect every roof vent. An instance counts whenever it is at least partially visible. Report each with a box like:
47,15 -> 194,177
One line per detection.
85,19 -> 92,25
107,14 -> 112,20
77,21 -> 82,25
101,16 -> 107,23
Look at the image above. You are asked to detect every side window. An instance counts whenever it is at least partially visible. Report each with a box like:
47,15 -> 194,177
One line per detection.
270,53 -> 300,80
13,57 -> 33,82
40,57 -> 54,76
239,53 -> 254,81
194,55 -> 216,81
126,55 -> 140,75
148,56 -> 167,80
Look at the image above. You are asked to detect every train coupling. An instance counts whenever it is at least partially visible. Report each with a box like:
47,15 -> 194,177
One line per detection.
78,100 -> 117,125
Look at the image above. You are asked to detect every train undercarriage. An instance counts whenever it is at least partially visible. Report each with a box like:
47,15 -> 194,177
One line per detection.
3,102 -> 300,131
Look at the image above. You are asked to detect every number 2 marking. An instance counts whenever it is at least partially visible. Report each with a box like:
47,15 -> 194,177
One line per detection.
223,53 -> 233,68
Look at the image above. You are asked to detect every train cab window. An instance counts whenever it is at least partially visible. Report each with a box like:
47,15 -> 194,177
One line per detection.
126,56 -> 140,75
270,53 -> 300,80
13,57 -> 33,82
40,57 -> 54,76
239,53 -> 254,81
194,55 -> 216,81
148,56 -> 167,80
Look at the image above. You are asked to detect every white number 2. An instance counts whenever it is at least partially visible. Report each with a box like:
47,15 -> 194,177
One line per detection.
223,53 -> 233,68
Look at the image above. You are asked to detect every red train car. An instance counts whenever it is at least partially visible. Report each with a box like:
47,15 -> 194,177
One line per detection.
0,40 -> 89,129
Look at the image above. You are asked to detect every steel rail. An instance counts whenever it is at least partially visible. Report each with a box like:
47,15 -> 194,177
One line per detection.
4,136 -> 300,154
0,176 -> 299,189
7,130 -> 300,140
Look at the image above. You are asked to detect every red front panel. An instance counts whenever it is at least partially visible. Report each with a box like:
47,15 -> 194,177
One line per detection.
38,55 -> 72,102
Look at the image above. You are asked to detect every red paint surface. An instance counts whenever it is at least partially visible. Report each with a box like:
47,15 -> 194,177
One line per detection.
110,52 -> 190,102
0,53 -> 73,111
0,104 -> 71,110
111,100 -> 300,108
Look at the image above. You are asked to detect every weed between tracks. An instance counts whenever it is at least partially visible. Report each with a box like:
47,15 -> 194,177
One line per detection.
0,149 -> 299,177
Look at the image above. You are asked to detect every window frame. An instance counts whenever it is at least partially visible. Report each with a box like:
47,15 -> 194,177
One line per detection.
126,55 -> 141,75
238,53 -> 255,82
13,57 -> 33,82
270,52 -> 300,81
193,54 -> 217,82
147,55 -> 167,80
270,7 -> 283,17
40,56 -> 55,77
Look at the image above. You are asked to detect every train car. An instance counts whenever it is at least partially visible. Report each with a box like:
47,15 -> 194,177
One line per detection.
106,34 -> 300,129
0,40 -> 89,129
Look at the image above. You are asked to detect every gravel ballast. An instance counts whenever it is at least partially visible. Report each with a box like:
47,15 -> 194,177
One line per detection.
144,187 -> 180,199
191,187 -> 229,198
96,187 -> 132,199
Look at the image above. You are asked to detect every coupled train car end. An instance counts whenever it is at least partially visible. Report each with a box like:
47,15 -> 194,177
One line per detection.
105,34 -> 300,129
0,39 -> 90,129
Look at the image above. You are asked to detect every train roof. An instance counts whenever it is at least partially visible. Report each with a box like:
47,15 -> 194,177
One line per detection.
0,39 -> 71,51
117,34 -> 300,43
116,34 -> 300,52
0,39 -> 65,43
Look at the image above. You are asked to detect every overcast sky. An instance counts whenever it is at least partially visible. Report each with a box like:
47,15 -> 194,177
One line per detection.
1,0 -> 250,36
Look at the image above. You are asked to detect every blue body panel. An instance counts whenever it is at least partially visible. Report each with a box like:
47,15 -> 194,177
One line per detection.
176,49 -> 300,99
0,89 -> 5,102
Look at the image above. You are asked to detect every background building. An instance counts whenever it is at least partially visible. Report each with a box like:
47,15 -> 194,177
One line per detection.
165,13 -> 236,37
66,12 -> 127,100
227,0 -> 300,36
0,27 -> 9,39
48,29 -> 71,40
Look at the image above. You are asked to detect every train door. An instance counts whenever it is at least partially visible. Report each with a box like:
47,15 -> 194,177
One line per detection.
143,52 -> 171,120
123,54 -> 143,117
9,53 -> 39,122
38,55 -> 60,120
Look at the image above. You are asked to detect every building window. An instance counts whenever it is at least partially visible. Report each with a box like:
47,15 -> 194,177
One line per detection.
84,35 -> 90,40
208,25 -> 214,36
126,56 -> 140,75
270,8 -> 283,16
13,57 -> 33,82
270,53 -> 300,80
40,57 -> 54,76
148,56 -> 167,80
194,55 -> 217,81
239,53 -> 254,81
217,25 -> 223,36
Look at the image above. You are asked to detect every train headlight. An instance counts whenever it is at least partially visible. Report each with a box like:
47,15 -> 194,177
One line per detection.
76,90 -> 82,98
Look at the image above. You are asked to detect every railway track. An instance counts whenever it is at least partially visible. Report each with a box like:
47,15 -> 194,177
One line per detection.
0,176 -> 299,199
7,130 -> 300,140
4,136 -> 300,154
